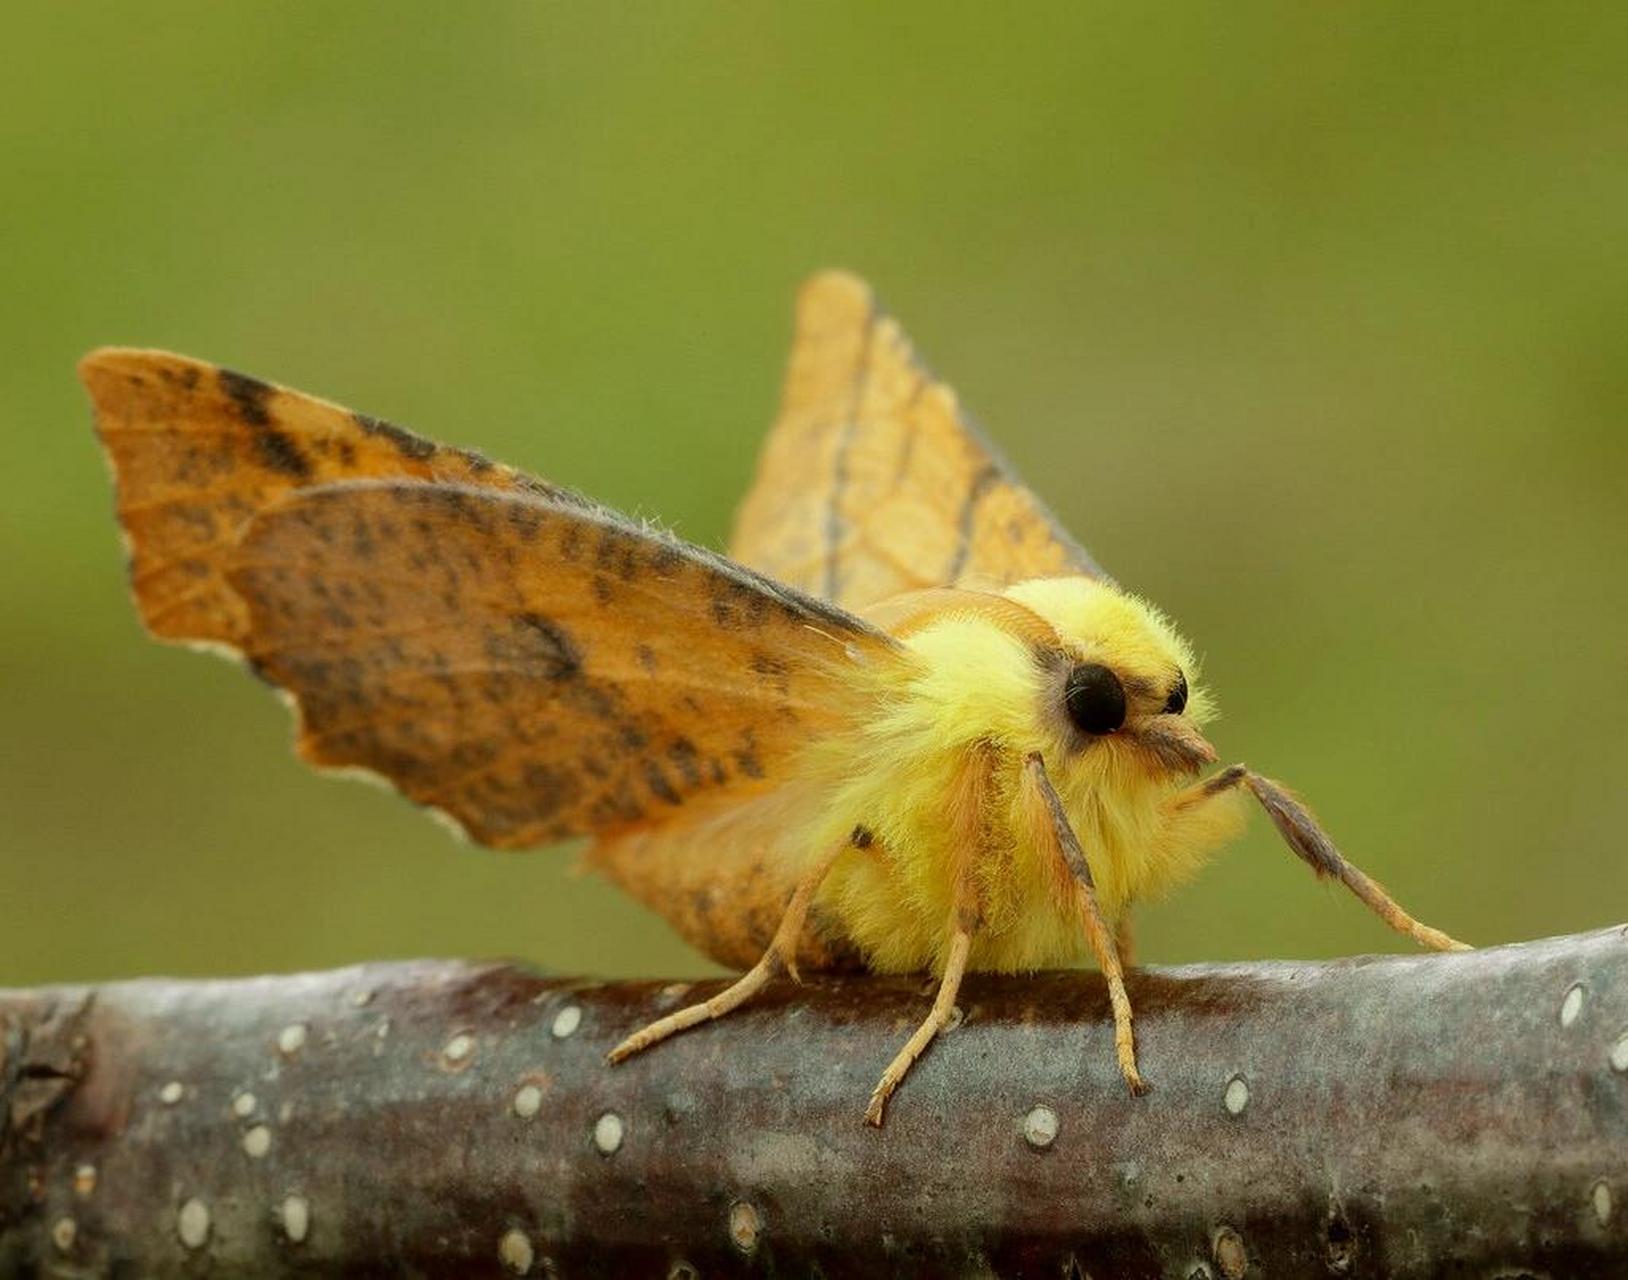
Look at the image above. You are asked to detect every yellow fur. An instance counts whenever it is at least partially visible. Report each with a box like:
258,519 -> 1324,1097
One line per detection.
801,576 -> 1244,975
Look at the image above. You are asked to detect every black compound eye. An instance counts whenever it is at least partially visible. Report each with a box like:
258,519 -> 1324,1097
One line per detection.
1163,671 -> 1189,716
1065,663 -> 1126,736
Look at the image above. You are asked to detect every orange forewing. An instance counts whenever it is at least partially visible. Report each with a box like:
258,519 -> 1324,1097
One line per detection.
82,348 -> 559,650
228,481 -> 898,847
729,271 -> 1108,614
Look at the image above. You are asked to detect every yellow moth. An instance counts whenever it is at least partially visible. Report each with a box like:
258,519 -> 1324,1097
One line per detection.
82,271 -> 1467,1126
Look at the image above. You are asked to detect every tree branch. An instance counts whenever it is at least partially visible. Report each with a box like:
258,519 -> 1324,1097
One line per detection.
4,927 -> 1626,1277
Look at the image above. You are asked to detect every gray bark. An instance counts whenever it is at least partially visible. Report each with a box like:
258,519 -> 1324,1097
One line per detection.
3,926 -> 1626,1277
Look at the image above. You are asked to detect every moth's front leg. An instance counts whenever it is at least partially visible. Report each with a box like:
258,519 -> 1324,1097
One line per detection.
1020,752 -> 1147,1096
1172,765 -> 1470,952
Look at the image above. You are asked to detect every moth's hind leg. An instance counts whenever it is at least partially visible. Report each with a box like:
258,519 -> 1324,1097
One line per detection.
864,740 -> 1008,1126
606,839 -> 847,1065
864,921 -> 974,1128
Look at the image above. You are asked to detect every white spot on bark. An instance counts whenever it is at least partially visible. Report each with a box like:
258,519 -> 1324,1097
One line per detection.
243,1125 -> 272,1158
1224,1074 -> 1250,1116
232,1091 -> 257,1119
1560,983 -> 1585,1028
177,1198 -> 211,1249
1610,1030 -> 1628,1073
443,1032 -> 475,1064
1594,1180 -> 1613,1226
500,1227 -> 534,1274
72,1164 -> 96,1197
728,1200 -> 762,1254
280,1194 -> 310,1243
277,1023 -> 308,1056
51,1216 -> 76,1253
1023,1104 -> 1059,1149
513,1084 -> 543,1118
350,988 -> 374,1008
593,1111 -> 624,1154
159,1080 -> 184,1105
551,1005 -> 582,1038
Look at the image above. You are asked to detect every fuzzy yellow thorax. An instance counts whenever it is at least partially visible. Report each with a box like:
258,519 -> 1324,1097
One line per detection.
808,577 -> 1244,975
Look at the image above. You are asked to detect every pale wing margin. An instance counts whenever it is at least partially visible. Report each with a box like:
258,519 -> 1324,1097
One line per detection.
227,480 -> 902,848
729,271 -> 1110,614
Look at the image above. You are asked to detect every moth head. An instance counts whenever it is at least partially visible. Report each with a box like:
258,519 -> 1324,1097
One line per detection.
1005,577 -> 1217,779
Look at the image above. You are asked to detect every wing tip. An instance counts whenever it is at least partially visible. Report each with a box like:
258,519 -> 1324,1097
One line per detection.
78,346 -> 217,408
796,268 -> 876,319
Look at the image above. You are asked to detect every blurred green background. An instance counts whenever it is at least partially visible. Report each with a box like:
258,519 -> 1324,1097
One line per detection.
3,5 -> 1625,987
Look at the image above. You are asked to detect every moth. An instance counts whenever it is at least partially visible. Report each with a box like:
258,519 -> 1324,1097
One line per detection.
84,271 -> 1467,1126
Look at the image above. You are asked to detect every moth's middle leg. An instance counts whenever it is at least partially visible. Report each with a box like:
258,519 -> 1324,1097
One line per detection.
606,837 -> 847,1065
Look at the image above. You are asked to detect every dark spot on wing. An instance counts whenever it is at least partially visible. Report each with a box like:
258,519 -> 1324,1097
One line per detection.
559,523 -> 583,561
254,428 -> 312,480
667,738 -> 702,789
595,527 -> 639,581
353,410 -> 436,461
851,824 -> 874,849
218,368 -> 274,427
588,781 -> 645,827
485,612 -> 582,682
650,542 -> 685,575
350,514 -> 376,559
521,762 -> 575,820
643,759 -> 681,805
160,363 -> 201,392
733,727 -> 765,779
506,503 -> 544,541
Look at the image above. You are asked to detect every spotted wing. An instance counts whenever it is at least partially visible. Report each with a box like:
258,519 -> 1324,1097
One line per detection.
227,481 -> 899,848
729,271 -> 1109,613
81,348 -> 559,651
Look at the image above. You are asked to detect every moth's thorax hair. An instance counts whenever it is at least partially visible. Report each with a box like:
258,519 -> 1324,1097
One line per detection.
806,576 -> 1242,975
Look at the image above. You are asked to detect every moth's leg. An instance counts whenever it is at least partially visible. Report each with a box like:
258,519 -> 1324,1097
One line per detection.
1174,765 -> 1470,952
606,838 -> 848,1065
864,920 -> 974,1128
1021,752 -> 1147,1095
1114,906 -> 1136,969
864,742 -> 996,1127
